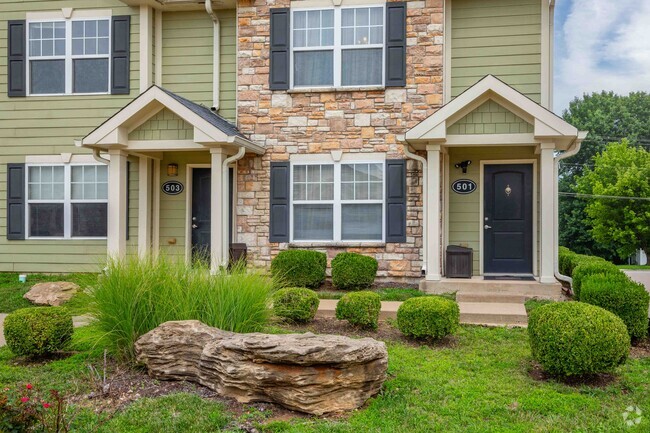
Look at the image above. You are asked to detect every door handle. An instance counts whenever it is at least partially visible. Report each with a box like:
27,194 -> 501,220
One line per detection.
192,224 -> 199,229
484,225 -> 492,230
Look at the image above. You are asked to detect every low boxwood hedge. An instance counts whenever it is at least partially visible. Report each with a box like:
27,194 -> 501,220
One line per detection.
272,288 -> 320,323
528,302 -> 630,377
331,252 -> 378,291
581,274 -> 650,341
271,250 -> 327,289
572,260 -> 625,300
397,296 -> 459,340
335,291 -> 382,330
3,307 -> 73,357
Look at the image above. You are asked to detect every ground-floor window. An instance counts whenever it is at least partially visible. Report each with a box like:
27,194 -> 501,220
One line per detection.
291,161 -> 384,242
26,164 -> 108,238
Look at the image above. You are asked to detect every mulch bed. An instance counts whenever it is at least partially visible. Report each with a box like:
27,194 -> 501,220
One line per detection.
277,316 -> 459,349
630,339 -> 650,359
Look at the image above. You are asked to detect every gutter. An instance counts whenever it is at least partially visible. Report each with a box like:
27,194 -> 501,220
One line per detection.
221,147 -> 246,266
401,141 -> 428,276
553,131 -> 588,287
205,0 -> 220,111
92,148 -> 110,165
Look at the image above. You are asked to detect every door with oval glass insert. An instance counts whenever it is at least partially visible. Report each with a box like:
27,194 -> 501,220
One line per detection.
483,164 -> 533,275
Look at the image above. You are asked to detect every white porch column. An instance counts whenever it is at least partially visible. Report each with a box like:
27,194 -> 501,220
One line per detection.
137,157 -> 152,257
426,144 -> 442,280
539,143 -> 555,283
210,148 -> 227,272
107,149 -> 128,258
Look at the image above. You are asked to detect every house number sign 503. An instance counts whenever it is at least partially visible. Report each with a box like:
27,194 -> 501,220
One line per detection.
161,181 -> 184,195
451,179 -> 477,195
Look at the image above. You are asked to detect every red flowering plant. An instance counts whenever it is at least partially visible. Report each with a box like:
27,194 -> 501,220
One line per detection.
0,383 -> 72,433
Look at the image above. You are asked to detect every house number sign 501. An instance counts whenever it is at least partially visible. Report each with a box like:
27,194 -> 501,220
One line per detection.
451,179 -> 477,195
161,181 -> 184,195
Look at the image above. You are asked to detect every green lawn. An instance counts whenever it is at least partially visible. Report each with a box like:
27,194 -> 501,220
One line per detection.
0,272 -> 96,314
617,265 -> 650,271
2,324 -> 648,432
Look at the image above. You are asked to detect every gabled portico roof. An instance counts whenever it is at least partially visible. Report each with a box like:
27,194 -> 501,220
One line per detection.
405,75 -> 586,150
79,85 -> 264,154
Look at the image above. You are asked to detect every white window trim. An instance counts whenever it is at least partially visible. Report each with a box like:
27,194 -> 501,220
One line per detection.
25,163 -> 108,240
26,16 -> 112,97
290,158 -> 386,243
290,4 -> 386,90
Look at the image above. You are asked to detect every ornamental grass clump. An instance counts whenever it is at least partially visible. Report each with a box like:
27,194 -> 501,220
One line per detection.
335,291 -> 382,330
270,250 -> 327,289
397,296 -> 459,341
90,256 -> 273,361
3,307 -> 73,358
272,288 -> 320,323
331,252 -> 378,291
528,302 -> 630,377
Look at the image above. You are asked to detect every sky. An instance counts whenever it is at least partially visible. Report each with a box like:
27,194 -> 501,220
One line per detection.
553,0 -> 650,114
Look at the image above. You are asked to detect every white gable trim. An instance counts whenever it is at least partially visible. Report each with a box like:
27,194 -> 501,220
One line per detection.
80,86 -> 264,154
405,75 -> 582,149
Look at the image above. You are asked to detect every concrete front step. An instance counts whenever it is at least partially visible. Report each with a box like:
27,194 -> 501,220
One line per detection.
316,299 -> 528,327
420,278 -> 565,300
458,302 -> 528,327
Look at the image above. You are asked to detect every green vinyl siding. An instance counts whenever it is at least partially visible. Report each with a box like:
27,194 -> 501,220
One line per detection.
447,147 -> 539,276
128,108 -> 194,141
447,100 -> 533,135
127,157 -> 139,254
451,0 -> 542,103
158,152 -> 211,258
161,10 -> 236,122
0,0 -> 139,272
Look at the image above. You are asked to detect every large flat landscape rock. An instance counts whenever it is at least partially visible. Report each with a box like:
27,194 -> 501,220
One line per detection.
135,320 -> 388,415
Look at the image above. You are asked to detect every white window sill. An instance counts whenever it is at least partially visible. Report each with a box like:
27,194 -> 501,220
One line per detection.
287,86 -> 385,94
289,242 -> 386,248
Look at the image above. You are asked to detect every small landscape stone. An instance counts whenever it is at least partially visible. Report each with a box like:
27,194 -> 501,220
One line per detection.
23,282 -> 80,306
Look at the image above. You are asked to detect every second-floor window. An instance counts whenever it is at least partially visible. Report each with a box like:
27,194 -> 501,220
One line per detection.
28,19 -> 110,95
292,6 -> 385,88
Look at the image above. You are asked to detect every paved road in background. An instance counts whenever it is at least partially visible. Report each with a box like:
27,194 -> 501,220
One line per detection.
624,270 -> 650,291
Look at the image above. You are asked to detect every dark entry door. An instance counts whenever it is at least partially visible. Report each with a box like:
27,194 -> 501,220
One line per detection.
484,164 -> 533,275
191,168 -> 211,263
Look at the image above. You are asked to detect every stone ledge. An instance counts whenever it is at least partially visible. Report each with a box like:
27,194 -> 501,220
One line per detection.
289,242 -> 386,248
287,86 -> 386,94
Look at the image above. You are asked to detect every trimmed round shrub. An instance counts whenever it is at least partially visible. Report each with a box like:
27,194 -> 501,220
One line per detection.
581,274 -> 650,341
3,307 -> 73,357
572,261 -> 625,300
528,302 -> 630,377
272,288 -> 320,323
568,254 -> 607,278
331,252 -> 378,291
397,296 -> 459,340
335,291 -> 381,329
271,250 -> 327,289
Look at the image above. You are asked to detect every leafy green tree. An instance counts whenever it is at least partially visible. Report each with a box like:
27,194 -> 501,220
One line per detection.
575,141 -> 650,260
560,92 -> 650,260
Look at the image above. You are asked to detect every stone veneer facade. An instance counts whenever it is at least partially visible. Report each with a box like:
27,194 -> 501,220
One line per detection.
235,0 -> 444,282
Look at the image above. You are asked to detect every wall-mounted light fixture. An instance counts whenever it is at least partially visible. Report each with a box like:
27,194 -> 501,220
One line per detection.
167,163 -> 179,177
454,160 -> 472,174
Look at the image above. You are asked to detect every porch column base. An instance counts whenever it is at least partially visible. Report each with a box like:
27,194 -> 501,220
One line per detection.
539,276 -> 558,284
425,273 -> 442,282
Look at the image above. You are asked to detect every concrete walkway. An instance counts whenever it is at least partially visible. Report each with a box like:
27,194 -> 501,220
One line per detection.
317,296 -> 528,327
623,270 -> 650,292
0,314 -> 91,347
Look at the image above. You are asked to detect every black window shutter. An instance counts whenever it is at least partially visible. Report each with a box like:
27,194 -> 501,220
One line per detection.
6,164 -> 26,240
385,2 -> 407,87
7,20 -> 26,97
269,162 -> 290,242
111,15 -> 131,95
269,8 -> 290,90
386,159 -> 407,243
